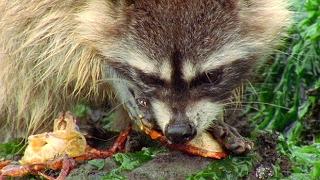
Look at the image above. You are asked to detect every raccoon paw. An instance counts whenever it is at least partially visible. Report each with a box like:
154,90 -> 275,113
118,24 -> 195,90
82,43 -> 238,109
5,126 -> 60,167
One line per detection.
209,122 -> 253,155
125,131 -> 145,152
124,131 -> 159,152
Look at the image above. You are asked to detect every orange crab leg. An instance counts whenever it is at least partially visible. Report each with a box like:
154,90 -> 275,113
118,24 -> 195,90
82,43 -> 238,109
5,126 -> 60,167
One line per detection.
0,157 -> 74,179
1,164 -> 33,177
75,126 -> 131,161
0,161 -> 11,170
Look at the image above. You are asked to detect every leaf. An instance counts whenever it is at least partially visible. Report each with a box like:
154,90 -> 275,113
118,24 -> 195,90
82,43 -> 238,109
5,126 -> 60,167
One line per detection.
0,139 -> 25,158
113,147 -> 163,171
71,104 -> 90,118
88,159 -> 105,170
187,154 -> 256,180
102,148 -> 164,179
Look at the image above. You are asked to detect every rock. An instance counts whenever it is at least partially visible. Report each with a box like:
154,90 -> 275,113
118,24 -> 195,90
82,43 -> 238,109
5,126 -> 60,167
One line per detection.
125,151 -> 212,180
66,151 -> 214,180
67,157 -> 118,180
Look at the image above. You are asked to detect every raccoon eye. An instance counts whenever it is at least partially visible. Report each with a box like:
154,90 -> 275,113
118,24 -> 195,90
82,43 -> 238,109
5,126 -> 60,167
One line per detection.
137,98 -> 148,107
190,69 -> 223,88
140,74 -> 165,87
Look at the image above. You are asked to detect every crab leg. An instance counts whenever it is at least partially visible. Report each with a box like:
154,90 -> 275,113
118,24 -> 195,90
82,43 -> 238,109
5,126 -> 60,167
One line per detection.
0,161 -> 11,170
1,164 -> 33,178
75,126 -> 131,161
0,127 -> 132,180
37,156 -> 76,180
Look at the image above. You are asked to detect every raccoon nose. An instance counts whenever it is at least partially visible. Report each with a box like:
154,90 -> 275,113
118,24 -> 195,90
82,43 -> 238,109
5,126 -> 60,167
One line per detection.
165,123 -> 196,144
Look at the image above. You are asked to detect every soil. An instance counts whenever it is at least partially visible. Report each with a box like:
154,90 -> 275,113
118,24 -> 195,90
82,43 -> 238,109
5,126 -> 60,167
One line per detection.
301,100 -> 320,144
247,133 -> 292,180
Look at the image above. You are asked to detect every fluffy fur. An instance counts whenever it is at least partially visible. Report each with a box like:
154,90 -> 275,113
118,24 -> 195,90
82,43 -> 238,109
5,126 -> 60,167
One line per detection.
0,0 -> 291,141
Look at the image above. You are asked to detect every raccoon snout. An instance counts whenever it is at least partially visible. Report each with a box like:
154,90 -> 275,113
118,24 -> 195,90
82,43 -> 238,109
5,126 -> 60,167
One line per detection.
165,123 -> 196,144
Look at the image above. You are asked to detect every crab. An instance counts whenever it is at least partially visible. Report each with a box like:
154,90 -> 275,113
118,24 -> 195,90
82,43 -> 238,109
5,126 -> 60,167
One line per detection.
0,112 -> 227,180
19,112 -> 87,165
138,117 -> 227,159
0,125 -> 131,180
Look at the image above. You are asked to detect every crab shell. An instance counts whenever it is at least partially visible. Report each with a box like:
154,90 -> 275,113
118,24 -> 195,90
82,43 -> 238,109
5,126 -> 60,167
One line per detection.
20,112 -> 86,165
187,132 -> 224,153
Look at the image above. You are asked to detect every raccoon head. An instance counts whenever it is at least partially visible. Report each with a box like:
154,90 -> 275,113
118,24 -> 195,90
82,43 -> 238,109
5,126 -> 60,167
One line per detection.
84,0 -> 290,144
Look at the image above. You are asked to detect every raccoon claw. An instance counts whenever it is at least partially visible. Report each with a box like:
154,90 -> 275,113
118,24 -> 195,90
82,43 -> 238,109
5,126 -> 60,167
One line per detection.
124,131 -> 151,152
209,122 -> 253,155
225,138 -> 253,155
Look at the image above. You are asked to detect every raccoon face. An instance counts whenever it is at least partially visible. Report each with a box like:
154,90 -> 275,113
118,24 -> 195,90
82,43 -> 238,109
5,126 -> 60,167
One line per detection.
101,0 -> 284,144
110,48 -> 254,144
127,53 -> 253,144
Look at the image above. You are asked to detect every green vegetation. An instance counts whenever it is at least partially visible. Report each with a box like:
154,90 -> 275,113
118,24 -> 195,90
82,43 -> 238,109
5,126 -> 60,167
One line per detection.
103,148 -> 164,179
187,155 -> 257,180
0,139 -> 25,159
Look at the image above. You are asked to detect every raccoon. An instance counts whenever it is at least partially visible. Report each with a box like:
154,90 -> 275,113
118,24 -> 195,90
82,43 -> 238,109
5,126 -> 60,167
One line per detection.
0,0 -> 291,153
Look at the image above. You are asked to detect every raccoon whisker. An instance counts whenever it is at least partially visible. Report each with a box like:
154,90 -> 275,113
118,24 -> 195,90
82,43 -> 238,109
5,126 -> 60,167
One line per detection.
227,89 -> 277,97
85,134 -> 118,143
103,78 -> 132,83
230,84 -> 245,109
245,80 -> 258,97
104,101 -> 128,118
224,105 -> 260,112
270,48 -> 319,62
104,95 -> 144,118
221,101 -> 290,110
223,108 -> 244,111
